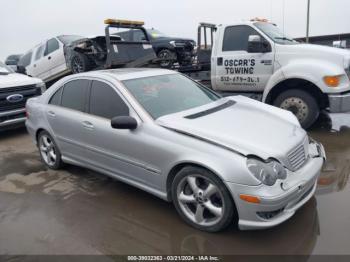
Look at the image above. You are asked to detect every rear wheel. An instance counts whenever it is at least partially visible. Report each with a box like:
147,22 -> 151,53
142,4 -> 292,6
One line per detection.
273,89 -> 319,129
172,166 -> 236,232
38,131 -> 63,170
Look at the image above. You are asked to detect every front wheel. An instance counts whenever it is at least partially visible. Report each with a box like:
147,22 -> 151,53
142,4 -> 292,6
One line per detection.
172,166 -> 236,232
70,53 -> 92,74
158,49 -> 176,68
273,89 -> 320,129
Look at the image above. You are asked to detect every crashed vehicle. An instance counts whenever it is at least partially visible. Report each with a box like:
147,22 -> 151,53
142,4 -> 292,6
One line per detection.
116,28 -> 196,68
18,19 -> 158,83
26,69 -> 325,232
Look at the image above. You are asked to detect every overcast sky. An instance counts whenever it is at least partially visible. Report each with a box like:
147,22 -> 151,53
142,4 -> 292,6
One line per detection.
1,0 -> 350,60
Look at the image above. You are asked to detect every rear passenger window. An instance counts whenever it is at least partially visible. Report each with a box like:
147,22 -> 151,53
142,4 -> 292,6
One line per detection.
89,81 -> 129,119
49,87 -> 63,106
35,44 -> 45,61
61,80 -> 90,112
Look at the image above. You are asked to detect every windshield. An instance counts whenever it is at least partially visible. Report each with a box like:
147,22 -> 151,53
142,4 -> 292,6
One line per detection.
123,74 -> 220,119
0,61 -> 14,74
254,22 -> 299,45
147,29 -> 168,39
57,35 -> 85,45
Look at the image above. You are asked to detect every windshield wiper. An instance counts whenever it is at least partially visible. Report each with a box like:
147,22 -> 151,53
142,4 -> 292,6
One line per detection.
274,37 -> 295,42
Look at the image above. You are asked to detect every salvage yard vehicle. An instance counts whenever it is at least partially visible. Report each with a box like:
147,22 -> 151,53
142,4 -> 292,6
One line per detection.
26,68 -> 325,232
17,20 -> 160,83
17,35 -> 90,83
179,19 -> 350,129
116,28 -> 196,68
0,61 -> 45,130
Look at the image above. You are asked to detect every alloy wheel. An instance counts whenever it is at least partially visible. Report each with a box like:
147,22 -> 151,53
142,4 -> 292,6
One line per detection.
176,175 -> 225,227
72,56 -> 84,73
39,135 -> 57,167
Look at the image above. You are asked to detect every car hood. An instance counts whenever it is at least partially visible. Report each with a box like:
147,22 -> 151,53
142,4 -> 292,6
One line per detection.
0,73 -> 42,88
157,96 -> 307,166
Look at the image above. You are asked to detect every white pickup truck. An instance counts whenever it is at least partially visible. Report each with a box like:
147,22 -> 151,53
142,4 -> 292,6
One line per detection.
184,19 -> 350,128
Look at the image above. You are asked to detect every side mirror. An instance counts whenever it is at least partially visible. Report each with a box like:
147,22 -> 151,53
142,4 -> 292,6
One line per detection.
248,35 -> 271,53
17,65 -> 27,74
111,116 -> 138,130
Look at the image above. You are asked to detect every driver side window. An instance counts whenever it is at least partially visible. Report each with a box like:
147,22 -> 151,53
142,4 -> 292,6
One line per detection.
223,25 -> 263,52
89,81 -> 129,119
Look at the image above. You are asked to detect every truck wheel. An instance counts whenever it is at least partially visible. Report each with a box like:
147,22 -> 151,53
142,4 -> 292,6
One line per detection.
71,53 -> 92,74
158,49 -> 176,68
172,166 -> 236,232
273,89 -> 319,129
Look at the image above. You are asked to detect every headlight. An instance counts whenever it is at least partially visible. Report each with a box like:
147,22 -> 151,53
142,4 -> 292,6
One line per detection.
246,158 -> 287,186
36,82 -> 46,93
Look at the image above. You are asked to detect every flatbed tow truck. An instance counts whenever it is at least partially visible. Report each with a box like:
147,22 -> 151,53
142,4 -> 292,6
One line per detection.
73,18 -> 350,128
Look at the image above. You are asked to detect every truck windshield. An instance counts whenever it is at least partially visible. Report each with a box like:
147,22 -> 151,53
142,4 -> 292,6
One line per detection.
254,22 -> 299,45
0,61 -> 14,74
123,73 -> 220,119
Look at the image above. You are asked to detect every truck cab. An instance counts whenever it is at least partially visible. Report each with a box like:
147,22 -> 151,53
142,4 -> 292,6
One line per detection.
208,19 -> 350,128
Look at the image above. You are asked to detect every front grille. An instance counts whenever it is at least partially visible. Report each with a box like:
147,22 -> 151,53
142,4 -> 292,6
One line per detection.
0,85 -> 40,112
288,143 -> 307,171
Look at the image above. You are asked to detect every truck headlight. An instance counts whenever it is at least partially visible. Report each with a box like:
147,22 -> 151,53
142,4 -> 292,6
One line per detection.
36,82 -> 46,93
247,158 -> 287,186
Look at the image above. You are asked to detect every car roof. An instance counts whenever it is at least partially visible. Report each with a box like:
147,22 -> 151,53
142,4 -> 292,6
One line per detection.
76,68 -> 177,81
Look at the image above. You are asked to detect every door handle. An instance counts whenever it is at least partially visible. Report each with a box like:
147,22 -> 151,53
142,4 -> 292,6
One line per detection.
34,64 -> 36,68
82,121 -> 94,130
47,111 -> 55,117
217,57 -> 223,66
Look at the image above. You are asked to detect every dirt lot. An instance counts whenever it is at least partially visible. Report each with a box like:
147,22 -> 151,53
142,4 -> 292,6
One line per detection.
0,112 -> 349,256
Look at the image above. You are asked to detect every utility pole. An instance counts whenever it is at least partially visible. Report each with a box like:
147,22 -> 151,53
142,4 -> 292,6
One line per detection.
306,0 -> 311,43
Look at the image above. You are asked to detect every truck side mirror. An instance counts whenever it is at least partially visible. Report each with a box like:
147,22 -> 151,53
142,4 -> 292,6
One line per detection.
248,35 -> 271,53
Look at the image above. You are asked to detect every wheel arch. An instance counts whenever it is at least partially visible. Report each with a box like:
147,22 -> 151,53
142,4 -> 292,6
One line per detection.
264,78 -> 329,109
166,161 -> 229,202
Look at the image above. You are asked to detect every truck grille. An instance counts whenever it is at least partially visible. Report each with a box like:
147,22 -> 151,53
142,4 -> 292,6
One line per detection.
288,143 -> 307,171
0,85 -> 41,112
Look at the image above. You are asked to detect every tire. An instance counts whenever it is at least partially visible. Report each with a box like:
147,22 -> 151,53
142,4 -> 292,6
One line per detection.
273,89 -> 319,129
37,130 -> 63,170
158,49 -> 176,68
172,166 -> 236,232
70,52 -> 92,74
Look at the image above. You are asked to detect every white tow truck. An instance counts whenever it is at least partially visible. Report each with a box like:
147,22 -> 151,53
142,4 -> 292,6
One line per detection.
180,19 -> 350,128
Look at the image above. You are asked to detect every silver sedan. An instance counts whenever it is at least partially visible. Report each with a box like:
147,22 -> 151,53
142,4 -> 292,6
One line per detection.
25,69 -> 325,232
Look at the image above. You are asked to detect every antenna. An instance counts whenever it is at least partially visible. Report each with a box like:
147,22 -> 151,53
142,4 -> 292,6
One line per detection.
282,0 -> 285,35
306,0 -> 311,42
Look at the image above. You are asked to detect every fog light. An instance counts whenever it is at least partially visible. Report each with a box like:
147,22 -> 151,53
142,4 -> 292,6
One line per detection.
257,208 -> 284,220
